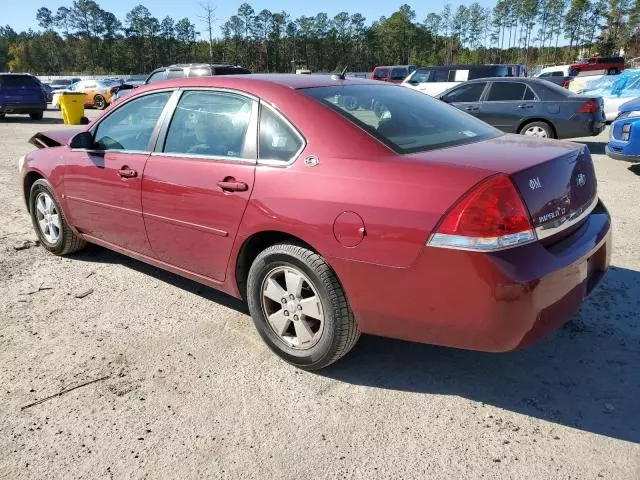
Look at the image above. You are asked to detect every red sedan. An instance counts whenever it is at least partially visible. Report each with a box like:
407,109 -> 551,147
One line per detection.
19,75 -> 611,370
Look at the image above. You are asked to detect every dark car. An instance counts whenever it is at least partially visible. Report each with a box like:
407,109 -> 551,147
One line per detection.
19,75 -> 610,370
438,77 -> 605,139
114,63 -> 251,101
0,74 -> 47,120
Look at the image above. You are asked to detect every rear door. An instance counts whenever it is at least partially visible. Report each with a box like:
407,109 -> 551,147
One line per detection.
63,90 -> 174,254
0,75 -> 43,105
441,82 -> 488,117
480,81 -> 537,132
141,89 -> 258,281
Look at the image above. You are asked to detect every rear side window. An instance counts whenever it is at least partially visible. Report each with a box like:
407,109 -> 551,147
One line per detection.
166,69 -> 184,80
434,69 -> 450,82
0,75 -> 38,88
487,82 -> 527,101
390,68 -> 408,81
188,67 -> 212,77
412,69 -> 433,83
164,90 -> 254,158
301,84 -> 499,154
441,82 -> 486,103
259,106 -> 304,162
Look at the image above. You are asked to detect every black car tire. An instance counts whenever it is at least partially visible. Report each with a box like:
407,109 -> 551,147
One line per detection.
246,242 -> 360,370
29,111 -> 44,120
94,95 -> 107,110
0,113 -> 5,119
29,179 -> 86,256
608,68 -> 619,75
519,121 -> 554,139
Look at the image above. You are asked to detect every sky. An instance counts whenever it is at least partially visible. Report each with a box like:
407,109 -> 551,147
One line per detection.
4,0 -> 497,37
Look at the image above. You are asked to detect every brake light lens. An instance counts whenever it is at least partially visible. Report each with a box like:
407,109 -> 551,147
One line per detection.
561,80 -> 570,88
428,175 -> 535,251
578,99 -> 600,113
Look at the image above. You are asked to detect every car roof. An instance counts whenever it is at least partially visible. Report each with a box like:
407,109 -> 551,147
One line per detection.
140,74 -> 380,91
464,77 -> 534,83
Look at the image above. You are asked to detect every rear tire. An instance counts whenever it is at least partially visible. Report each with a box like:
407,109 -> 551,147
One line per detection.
29,179 -> 86,256
29,111 -> 44,120
519,121 -> 554,139
94,94 -> 107,110
246,242 -> 360,370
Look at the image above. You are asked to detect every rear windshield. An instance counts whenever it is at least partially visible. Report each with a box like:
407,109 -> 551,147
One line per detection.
301,84 -> 500,154
0,75 -> 39,88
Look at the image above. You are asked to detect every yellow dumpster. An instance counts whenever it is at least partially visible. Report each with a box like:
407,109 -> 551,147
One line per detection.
59,92 -> 86,125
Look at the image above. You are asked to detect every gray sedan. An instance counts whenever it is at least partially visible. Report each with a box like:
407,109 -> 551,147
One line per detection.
437,77 -> 605,139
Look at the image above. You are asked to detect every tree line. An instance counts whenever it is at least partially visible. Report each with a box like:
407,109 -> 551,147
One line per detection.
2,0 -> 640,75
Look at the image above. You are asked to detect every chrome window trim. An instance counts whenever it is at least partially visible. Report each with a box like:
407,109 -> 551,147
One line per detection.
155,88 -> 259,163
150,151 -> 256,165
69,149 -> 150,155
257,101 -> 307,167
535,195 -> 599,240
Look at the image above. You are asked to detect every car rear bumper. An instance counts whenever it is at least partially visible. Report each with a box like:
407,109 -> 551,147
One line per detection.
0,103 -> 46,114
332,201 -> 611,351
556,116 -> 606,139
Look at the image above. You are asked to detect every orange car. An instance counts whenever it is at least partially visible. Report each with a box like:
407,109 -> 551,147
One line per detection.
52,79 -> 119,110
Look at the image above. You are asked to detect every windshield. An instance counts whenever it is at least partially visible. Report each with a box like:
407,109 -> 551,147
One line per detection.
301,84 -> 500,154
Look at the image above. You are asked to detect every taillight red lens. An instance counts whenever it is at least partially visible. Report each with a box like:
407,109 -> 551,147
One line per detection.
578,99 -> 600,113
561,80 -> 570,88
429,175 -> 535,251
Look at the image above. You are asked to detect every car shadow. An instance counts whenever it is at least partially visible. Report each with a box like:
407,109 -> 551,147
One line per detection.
0,116 -> 64,125
320,266 -> 640,444
575,139 -> 606,155
628,163 -> 640,176
70,245 -> 639,443
70,244 -> 248,314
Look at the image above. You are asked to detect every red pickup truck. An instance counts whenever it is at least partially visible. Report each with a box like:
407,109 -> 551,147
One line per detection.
570,56 -> 626,75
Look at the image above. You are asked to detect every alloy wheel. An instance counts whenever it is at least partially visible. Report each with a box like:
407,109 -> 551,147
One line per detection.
260,266 -> 325,350
35,192 -> 61,244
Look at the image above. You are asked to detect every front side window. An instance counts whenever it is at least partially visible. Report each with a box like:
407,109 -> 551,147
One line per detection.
434,69 -> 450,82
487,82 -> 528,101
259,105 -> 304,162
164,90 -> 254,158
441,82 -> 487,103
166,69 -> 184,80
94,91 -> 171,151
146,71 -> 166,84
374,69 -> 389,80
301,84 -> 499,154
411,69 -> 433,83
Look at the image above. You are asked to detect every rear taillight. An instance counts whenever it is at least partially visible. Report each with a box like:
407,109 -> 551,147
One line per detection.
428,175 -> 535,251
561,80 -> 570,88
578,99 -> 600,113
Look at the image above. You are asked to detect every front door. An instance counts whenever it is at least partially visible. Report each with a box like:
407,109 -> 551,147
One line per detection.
141,89 -> 258,282
63,90 -> 173,254
441,81 -> 487,118
480,81 -> 537,132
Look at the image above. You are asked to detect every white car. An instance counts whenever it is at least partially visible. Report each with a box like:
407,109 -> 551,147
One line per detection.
402,64 -> 527,97
535,65 -> 573,78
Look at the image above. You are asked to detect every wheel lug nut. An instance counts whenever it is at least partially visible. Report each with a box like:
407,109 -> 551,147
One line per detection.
293,315 -> 299,321
289,294 -> 295,300
281,298 -> 287,304
297,305 -> 302,311
283,311 -> 289,316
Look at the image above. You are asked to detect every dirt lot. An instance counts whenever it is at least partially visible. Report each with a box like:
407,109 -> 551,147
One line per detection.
0,109 -> 639,480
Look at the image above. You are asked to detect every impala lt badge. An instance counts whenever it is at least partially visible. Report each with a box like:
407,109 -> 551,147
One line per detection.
576,173 -> 587,187
529,177 -> 543,190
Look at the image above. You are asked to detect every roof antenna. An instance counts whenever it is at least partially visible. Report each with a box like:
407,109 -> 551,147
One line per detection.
332,66 -> 348,81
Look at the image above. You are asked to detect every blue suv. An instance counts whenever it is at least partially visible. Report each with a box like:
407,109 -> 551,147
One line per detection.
0,73 -> 47,120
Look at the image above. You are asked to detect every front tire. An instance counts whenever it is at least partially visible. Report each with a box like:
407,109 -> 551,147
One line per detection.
519,121 -> 554,139
246,242 -> 360,370
29,111 -> 44,120
29,179 -> 86,255
94,94 -> 107,110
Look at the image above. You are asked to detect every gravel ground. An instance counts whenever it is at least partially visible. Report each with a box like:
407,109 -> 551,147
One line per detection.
0,110 -> 639,480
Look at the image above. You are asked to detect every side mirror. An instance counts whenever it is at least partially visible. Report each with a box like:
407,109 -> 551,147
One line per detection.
70,131 -> 94,149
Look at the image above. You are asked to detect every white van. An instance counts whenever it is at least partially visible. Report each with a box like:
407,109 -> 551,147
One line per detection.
402,64 -> 527,96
